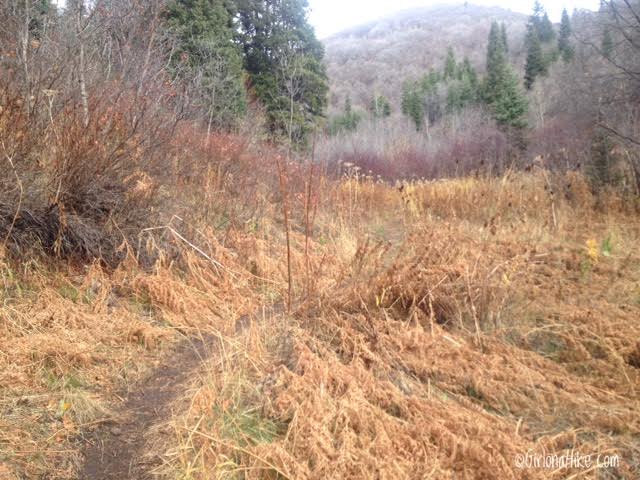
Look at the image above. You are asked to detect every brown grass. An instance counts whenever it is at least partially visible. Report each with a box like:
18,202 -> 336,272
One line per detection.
1,140 -> 639,479
151,167 -> 639,479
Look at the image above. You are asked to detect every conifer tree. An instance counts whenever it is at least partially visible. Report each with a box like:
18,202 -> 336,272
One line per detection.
421,69 -> 441,93
401,82 -> 424,131
462,57 -> 478,88
236,0 -> 328,146
588,129 -> 615,186
524,22 -> 546,89
344,95 -> 352,116
447,57 -> 478,112
444,47 -> 457,80
601,28 -> 614,59
484,21 -> 504,104
342,95 -> 360,131
528,2 -> 554,43
530,2 -> 545,35
539,11 -> 555,43
370,94 -> 391,118
165,0 -> 247,129
482,22 -> 528,136
401,81 -> 412,116
328,95 -> 361,135
29,0 -> 54,38
492,70 -> 528,131
558,8 -> 574,62
500,22 -> 509,53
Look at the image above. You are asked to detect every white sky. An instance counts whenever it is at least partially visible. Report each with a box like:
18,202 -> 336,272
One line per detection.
308,0 -> 601,38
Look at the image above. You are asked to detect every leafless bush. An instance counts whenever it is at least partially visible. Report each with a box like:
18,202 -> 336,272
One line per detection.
0,0 -> 188,265
318,107 -> 510,179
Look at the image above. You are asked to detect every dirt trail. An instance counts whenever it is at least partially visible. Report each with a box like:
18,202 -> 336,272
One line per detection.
79,334 -> 218,480
78,304 -> 279,479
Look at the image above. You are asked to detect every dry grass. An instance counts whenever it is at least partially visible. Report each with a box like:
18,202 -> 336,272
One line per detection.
156,168 -> 639,479
1,153 -> 639,479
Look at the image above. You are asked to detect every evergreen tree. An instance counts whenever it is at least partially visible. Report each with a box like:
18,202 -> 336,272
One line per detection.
447,58 -> 478,112
165,0 -> 247,129
344,95 -> 352,116
401,82 -> 424,131
492,69 -> 528,131
29,0 -> 54,39
539,12 -> 555,43
421,69 -> 441,93
602,28 -> 614,59
558,8 -> 574,62
484,21 -> 504,104
482,23 -> 528,135
444,47 -> 457,80
401,81 -> 412,115
528,2 -> 554,43
500,22 -> 509,53
462,57 -> 478,88
524,23 -> 546,89
418,73 -> 444,125
329,96 -> 361,134
588,129 -> 615,186
236,0 -> 328,146
370,94 -> 391,118
530,1 -> 544,34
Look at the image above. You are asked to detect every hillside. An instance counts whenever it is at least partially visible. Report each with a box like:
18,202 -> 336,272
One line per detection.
324,4 -> 528,111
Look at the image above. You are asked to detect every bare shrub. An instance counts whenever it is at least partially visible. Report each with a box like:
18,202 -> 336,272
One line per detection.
318,107 -> 510,180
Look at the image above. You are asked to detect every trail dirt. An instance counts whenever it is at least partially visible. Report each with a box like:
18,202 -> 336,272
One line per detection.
78,303 -> 281,479
79,333 -> 218,480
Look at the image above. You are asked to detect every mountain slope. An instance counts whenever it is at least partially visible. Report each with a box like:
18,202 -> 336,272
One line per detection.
323,3 -> 528,112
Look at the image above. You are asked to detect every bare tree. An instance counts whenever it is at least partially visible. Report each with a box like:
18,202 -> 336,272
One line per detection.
576,1 -> 640,145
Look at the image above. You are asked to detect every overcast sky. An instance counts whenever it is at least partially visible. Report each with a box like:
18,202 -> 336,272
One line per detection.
308,0 -> 601,38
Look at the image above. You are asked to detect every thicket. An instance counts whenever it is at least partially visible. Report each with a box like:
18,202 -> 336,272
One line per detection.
0,0 -> 326,266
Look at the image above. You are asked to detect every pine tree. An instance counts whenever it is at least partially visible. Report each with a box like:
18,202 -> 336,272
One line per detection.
444,47 -> 457,80
588,129 -> 615,186
421,69 -> 441,93
484,21 -> 504,104
500,22 -> 509,53
344,95 -> 352,116
539,12 -> 555,43
524,23 -> 545,89
530,1 -> 545,34
370,94 -> 391,118
447,57 -> 478,112
558,8 -> 574,62
342,96 -> 360,131
401,81 -> 412,116
602,28 -> 614,59
492,69 -> 528,131
236,0 -> 328,146
462,57 -> 478,88
529,2 -> 554,43
328,96 -> 361,135
401,82 -> 424,131
165,0 -> 246,129
29,0 -> 54,38
482,22 -> 528,135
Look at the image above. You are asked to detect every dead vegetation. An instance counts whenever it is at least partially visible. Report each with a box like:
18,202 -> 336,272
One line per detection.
89,164 -> 639,479
1,112 -> 640,479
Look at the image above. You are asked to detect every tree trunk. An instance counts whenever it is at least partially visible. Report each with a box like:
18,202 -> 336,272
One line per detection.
76,0 -> 90,128
20,0 -> 31,117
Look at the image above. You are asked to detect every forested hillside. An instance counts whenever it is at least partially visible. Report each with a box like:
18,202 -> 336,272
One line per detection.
321,2 -> 640,190
324,4 -> 528,112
